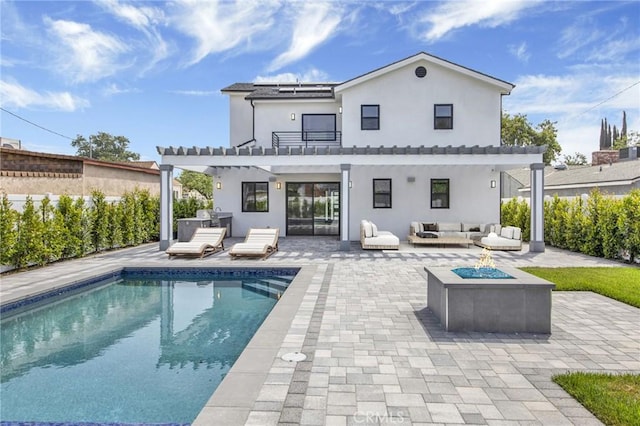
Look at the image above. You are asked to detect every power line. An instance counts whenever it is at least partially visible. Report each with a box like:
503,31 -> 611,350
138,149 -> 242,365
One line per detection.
0,107 -> 74,140
572,79 -> 640,119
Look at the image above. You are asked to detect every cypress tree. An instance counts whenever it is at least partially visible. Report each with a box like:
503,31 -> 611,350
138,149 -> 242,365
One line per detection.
622,111 -> 627,138
607,124 -> 612,148
600,119 -> 606,149
613,125 -> 619,146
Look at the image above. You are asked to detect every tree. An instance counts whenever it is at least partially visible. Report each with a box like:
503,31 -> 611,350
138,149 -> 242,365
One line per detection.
621,111 -> 627,139
71,132 -> 140,162
501,113 -> 561,165
177,170 -> 213,200
563,152 -> 588,165
599,119 -> 606,149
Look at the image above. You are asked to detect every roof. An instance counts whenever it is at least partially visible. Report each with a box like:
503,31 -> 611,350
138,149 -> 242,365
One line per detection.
334,52 -> 514,94
221,82 -> 338,100
220,52 -> 514,100
506,160 -> 640,189
0,147 -> 160,176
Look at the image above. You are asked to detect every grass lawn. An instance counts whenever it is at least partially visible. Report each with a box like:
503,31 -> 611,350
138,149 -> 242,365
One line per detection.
522,267 -> 640,425
520,266 -> 640,308
552,373 -> 640,426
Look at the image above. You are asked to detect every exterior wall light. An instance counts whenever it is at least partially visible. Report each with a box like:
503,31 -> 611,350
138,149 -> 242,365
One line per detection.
490,180 -> 496,188
216,181 -> 222,190
339,106 -> 343,114
276,182 -> 282,190
290,113 -> 295,120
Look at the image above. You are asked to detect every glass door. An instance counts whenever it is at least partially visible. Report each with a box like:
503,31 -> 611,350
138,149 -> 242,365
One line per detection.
287,183 -> 339,236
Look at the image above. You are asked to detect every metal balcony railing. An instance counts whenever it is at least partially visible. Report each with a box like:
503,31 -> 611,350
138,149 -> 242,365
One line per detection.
272,131 -> 342,148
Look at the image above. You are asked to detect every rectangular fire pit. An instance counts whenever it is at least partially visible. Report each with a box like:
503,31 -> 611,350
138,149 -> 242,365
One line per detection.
425,267 -> 555,333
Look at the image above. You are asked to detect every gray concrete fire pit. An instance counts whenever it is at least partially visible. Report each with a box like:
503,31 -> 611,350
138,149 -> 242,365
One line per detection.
425,266 -> 555,333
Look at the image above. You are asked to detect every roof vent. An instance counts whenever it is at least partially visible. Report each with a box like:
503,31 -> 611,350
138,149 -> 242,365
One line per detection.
415,66 -> 427,78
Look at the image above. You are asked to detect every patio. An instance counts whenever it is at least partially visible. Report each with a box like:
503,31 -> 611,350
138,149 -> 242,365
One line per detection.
1,237 -> 637,425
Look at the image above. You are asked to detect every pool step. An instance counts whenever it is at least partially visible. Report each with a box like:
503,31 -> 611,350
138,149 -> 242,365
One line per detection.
242,278 -> 289,299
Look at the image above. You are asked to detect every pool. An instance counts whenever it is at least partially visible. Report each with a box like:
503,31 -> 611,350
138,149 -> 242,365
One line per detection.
0,268 -> 298,425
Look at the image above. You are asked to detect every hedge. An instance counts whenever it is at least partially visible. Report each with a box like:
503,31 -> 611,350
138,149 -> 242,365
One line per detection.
502,188 -> 640,263
0,190 -> 209,270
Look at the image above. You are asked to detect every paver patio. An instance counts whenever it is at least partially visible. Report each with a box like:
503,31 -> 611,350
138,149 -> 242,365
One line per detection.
1,238 -> 638,425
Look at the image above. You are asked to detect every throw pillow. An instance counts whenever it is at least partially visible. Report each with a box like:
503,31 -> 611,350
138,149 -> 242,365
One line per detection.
422,223 -> 437,231
370,222 -> 379,237
469,227 -> 480,232
417,232 -> 438,238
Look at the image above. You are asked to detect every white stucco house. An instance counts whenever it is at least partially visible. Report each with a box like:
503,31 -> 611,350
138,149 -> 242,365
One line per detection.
157,52 -> 546,252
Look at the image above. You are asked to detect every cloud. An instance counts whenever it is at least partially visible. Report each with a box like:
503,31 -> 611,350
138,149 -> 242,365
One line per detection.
509,41 -> 530,62
254,68 -> 331,83
169,89 -> 219,96
0,79 -> 90,111
97,0 -> 170,71
504,71 -> 640,156
44,16 -> 129,83
267,2 -> 343,71
416,0 -> 541,42
170,0 -> 280,66
102,83 -> 140,97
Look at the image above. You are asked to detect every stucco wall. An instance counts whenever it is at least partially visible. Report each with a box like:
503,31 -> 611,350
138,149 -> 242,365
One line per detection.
0,176 -> 83,196
339,59 -> 502,147
212,165 -> 500,240
229,93 -> 255,146
84,164 -> 160,196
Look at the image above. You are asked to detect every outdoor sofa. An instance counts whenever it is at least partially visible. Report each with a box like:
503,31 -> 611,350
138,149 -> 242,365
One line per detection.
474,225 -> 523,251
360,220 -> 400,250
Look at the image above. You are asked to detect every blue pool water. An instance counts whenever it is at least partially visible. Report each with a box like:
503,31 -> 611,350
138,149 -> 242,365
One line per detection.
452,267 -> 514,279
0,268 -> 297,424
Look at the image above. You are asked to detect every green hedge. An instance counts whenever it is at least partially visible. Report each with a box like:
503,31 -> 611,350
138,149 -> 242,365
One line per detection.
0,190 -> 204,270
502,189 -> 640,263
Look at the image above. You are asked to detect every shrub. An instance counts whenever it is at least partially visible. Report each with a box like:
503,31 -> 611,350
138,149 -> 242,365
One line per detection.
90,190 -> 109,252
619,189 -> 640,263
0,193 -> 18,265
40,195 -> 65,264
13,196 -> 44,268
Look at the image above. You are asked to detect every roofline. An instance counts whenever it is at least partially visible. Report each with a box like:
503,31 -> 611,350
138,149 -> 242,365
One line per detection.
0,147 -> 159,175
335,52 -> 514,94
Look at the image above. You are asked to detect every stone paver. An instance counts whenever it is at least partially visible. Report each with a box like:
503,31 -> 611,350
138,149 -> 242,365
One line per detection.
1,237 -> 637,425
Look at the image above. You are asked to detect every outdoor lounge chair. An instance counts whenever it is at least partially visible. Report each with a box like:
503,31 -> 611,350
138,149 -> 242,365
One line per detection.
166,227 -> 226,258
229,228 -> 279,260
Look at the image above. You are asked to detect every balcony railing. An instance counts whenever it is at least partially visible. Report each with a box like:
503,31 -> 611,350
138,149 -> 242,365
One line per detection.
272,131 -> 342,148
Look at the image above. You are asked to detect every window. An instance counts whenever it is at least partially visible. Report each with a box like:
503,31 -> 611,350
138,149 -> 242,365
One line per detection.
302,114 -> 336,141
434,104 -> 453,129
431,179 -> 449,209
361,105 -> 380,130
242,182 -> 269,212
373,179 -> 392,208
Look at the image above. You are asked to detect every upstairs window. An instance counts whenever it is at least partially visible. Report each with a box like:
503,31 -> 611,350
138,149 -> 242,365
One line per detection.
431,179 -> 449,209
361,105 -> 380,130
373,179 -> 392,208
242,182 -> 269,212
434,104 -> 453,129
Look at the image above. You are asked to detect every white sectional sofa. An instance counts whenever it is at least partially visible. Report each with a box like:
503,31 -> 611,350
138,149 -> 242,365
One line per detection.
360,220 -> 400,250
474,225 -> 522,251
409,221 -> 489,240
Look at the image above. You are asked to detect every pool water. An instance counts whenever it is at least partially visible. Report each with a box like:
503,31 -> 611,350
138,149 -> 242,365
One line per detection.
0,269 -> 295,424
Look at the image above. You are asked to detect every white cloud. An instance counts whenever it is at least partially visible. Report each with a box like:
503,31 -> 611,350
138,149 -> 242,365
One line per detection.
44,16 -> 129,83
169,89 -> 219,96
102,83 -> 140,97
254,68 -> 331,83
0,79 -> 90,111
97,0 -> 170,71
509,41 -> 530,62
504,71 -> 640,157
268,2 -> 343,71
170,0 -> 280,66
417,0 -> 541,42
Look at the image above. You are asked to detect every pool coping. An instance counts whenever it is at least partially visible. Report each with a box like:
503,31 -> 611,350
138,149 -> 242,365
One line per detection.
191,264 -> 319,425
0,262 -> 316,425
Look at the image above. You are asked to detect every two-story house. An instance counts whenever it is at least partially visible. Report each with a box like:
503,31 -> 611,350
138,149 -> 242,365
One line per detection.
157,52 -> 546,252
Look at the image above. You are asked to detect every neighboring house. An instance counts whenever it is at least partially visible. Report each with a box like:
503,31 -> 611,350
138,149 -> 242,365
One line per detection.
0,147 -> 182,209
504,158 -> 640,200
157,52 -> 547,252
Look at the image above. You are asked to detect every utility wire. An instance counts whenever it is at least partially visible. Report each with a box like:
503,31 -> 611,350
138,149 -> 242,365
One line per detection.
0,107 -> 74,140
571,79 -> 640,119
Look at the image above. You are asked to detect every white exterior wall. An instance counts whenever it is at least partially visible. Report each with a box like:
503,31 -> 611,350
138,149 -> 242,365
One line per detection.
348,165 -> 501,239
228,93 -> 254,147
252,100 -> 341,147
213,168 -> 340,237
339,59 -> 501,147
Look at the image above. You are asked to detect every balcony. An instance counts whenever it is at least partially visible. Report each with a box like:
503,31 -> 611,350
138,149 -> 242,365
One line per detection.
272,131 -> 342,148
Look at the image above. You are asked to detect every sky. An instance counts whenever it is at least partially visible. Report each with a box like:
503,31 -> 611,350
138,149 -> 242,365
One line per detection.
1,0 -> 639,164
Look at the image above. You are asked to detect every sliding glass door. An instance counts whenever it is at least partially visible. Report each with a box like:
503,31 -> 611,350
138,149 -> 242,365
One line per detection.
286,183 -> 339,236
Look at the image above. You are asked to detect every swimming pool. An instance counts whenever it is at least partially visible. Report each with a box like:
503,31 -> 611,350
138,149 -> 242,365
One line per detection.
0,267 -> 298,424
